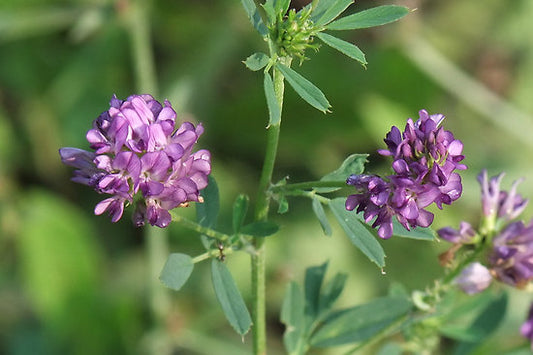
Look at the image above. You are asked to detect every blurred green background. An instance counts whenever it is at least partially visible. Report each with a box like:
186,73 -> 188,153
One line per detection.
2,0 -> 533,354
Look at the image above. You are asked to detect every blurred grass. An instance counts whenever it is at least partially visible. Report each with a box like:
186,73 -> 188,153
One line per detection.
1,0 -> 533,354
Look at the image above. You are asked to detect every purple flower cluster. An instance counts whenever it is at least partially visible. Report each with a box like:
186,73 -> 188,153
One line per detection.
438,171 -> 532,291
346,110 -> 466,239
490,221 -> 533,288
60,94 -> 211,228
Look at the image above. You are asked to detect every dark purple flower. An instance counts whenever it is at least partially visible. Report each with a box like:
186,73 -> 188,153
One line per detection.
60,94 -> 211,227
346,110 -> 466,239
489,220 -> 533,288
454,262 -> 492,294
521,303 -> 533,350
478,169 -> 528,221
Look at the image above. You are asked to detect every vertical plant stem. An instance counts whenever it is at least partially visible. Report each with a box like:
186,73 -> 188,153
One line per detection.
252,59 -> 289,354
127,0 -> 170,351
129,0 -> 157,95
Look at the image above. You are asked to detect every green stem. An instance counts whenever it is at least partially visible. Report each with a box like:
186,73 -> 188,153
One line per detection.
146,225 -> 171,324
270,180 -> 348,192
128,0 -> 157,95
251,55 -> 290,354
170,213 -> 231,242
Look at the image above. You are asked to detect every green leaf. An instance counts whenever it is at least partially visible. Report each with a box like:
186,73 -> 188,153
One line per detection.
196,175 -> 219,228
310,296 -> 411,347
316,32 -> 367,66
277,195 -> 289,214
281,282 -> 306,354
453,293 -> 508,355
243,52 -> 270,71
317,153 -> 368,192
264,72 -> 281,127
159,253 -> 194,291
312,197 -> 332,236
232,194 -> 249,233
304,262 -> 329,319
274,0 -> 291,16
262,0 -> 277,25
329,198 -> 385,268
326,5 -> 409,31
240,221 -> 279,237
439,325 -> 486,342
311,0 -> 353,27
318,272 -> 347,315
240,0 -> 268,35
276,63 -> 331,113
391,219 -> 436,240
211,260 -> 252,336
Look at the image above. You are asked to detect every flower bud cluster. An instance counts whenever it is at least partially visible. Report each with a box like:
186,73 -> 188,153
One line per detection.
272,7 -> 319,62
60,94 -> 211,228
346,110 -> 466,239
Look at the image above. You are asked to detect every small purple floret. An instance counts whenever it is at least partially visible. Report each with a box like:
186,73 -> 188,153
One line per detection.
521,303 -> 533,350
59,94 -> 211,227
346,110 -> 466,239
478,169 -> 528,221
454,262 -> 492,295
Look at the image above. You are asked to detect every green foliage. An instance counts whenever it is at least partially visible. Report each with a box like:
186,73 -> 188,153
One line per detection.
243,52 -> 270,71
327,5 -> 410,31
453,292 -> 508,355
311,197 -> 332,236
263,71 -> 281,126
309,296 -> 412,347
316,32 -> 367,66
275,63 -> 331,113
329,198 -> 386,268
391,219 -> 436,240
232,194 -> 250,233
211,260 -> 252,336
159,253 -> 194,291
197,175 -> 220,248
281,263 -> 409,354
240,221 -> 279,237
310,0 -> 354,27
318,153 -> 368,192
281,281 -> 306,354
240,0 -> 268,35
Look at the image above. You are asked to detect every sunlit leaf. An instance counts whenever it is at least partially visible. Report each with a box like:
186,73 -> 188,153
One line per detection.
243,52 -> 270,71
311,0 -> 353,27
159,253 -> 194,291
232,194 -> 249,233
264,72 -> 281,126
276,63 -> 331,113
310,296 -> 411,347
312,197 -> 332,236
326,5 -> 409,31
316,32 -> 367,66
211,260 -> 252,336
329,198 -> 385,268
